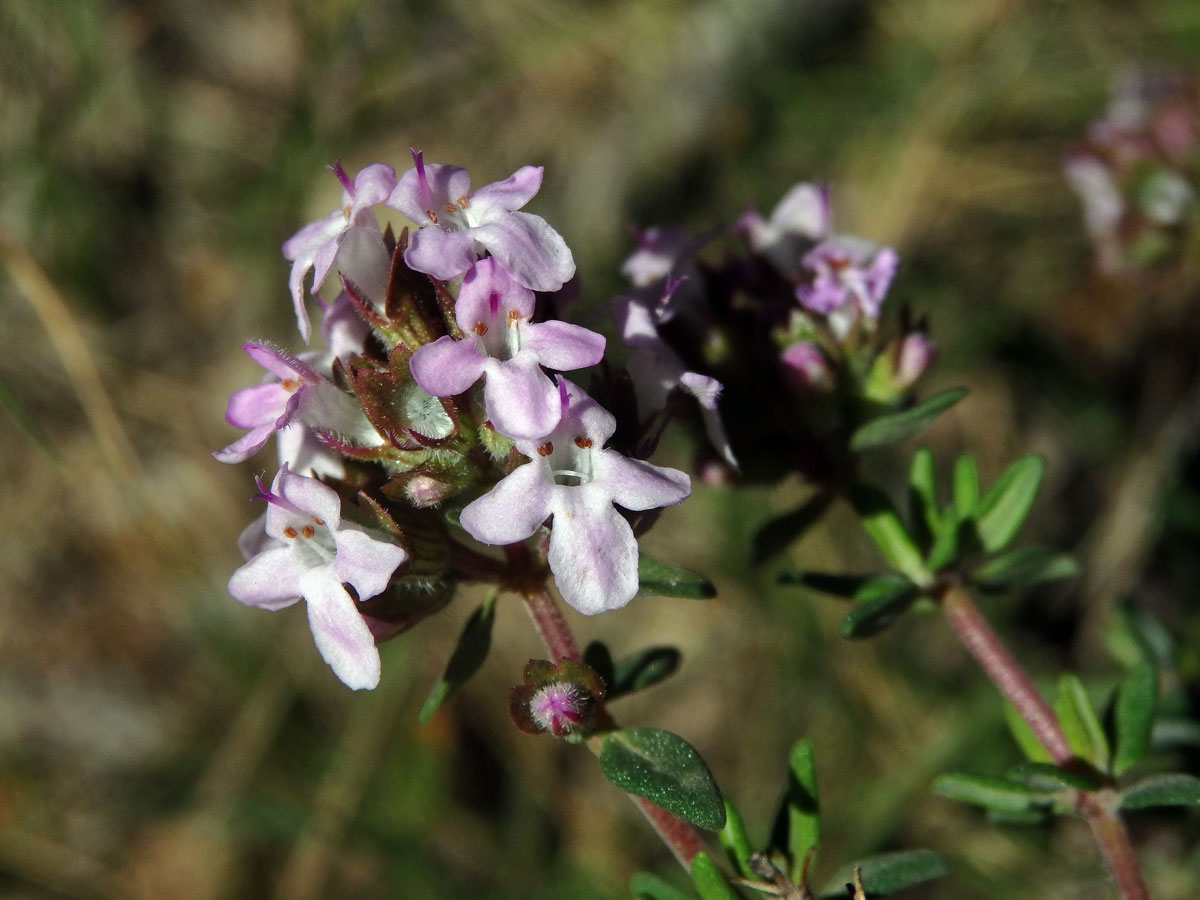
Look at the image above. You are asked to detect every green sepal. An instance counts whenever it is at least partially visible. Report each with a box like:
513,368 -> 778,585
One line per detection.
817,850 -> 949,898
973,455 -> 1045,553
1004,702 -> 1053,763
848,483 -> 929,584
752,491 -> 836,564
418,593 -> 497,723
933,772 -> 1056,814
1119,773 -> 1200,810
599,728 -> 726,830
605,646 -> 682,700
971,546 -> 1080,593
690,852 -> 739,900
839,575 -> 920,639
1110,661 -> 1158,776
777,571 -> 872,598
718,799 -> 757,880
848,387 -> 967,452
1007,761 -> 1101,792
630,873 -> 699,900
1054,674 -> 1110,772
768,738 -> 820,884
952,453 -> 980,517
907,446 -> 940,548
637,555 -> 717,599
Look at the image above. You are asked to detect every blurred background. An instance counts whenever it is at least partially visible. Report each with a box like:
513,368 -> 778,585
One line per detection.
1,0 -> 1198,897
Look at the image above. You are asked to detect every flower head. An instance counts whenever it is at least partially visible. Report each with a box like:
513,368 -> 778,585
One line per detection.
737,182 -> 831,273
387,150 -> 575,291
796,237 -> 899,334
228,466 -> 408,689
459,379 -> 690,614
409,258 -> 605,439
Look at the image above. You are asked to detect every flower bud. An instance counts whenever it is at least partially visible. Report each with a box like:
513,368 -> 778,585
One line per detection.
529,682 -> 590,737
781,341 -> 833,393
893,332 -> 935,392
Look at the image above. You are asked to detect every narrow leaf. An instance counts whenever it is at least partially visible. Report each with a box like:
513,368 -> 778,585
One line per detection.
840,575 -> 919,639
418,594 -> 496,723
1054,674 -> 1110,771
777,738 -> 820,884
1111,662 -> 1158,776
638,555 -> 717,599
848,483 -> 929,584
974,455 -> 1045,553
778,571 -> 871,598
849,387 -> 967,451
1007,762 -> 1101,792
608,646 -> 682,699
582,641 -> 615,693
818,850 -> 949,899
972,547 -> 1080,592
630,872 -> 699,900
599,728 -> 726,830
752,492 -> 835,563
690,852 -> 739,900
718,800 -> 756,879
1004,702 -> 1053,763
907,446 -> 940,547
952,454 -> 980,517
1120,773 -> 1200,810
924,502 -> 961,572
933,772 -> 1054,814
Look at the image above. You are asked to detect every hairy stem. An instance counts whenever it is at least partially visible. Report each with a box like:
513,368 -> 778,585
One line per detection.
938,580 -> 1150,899
522,588 -> 581,663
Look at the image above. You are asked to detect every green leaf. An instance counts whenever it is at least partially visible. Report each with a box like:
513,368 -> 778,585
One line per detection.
638,555 -> 717,599
839,575 -> 920,639
974,455 -> 1045,553
1054,674 -> 1110,771
924,502 -> 961,572
1119,773 -> 1200,810
907,447 -> 940,547
418,594 -> 497,723
1111,662 -> 1158,776
630,872 -> 698,900
1007,762 -> 1101,792
952,454 -> 980,517
599,728 -> 726,830
607,646 -> 682,700
818,850 -> 949,898
778,571 -> 871,598
582,641 -> 616,692
771,738 -> 820,884
689,852 -> 738,900
971,546 -> 1080,592
718,800 -> 756,879
849,387 -> 967,452
848,483 -> 929,584
933,772 -> 1055,814
1004,702 -> 1053,763
752,492 -> 835,563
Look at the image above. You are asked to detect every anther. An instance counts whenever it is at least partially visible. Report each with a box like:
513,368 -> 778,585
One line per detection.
574,436 -> 593,449
301,525 -> 315,538
311,517 -> 324,526
342,204 -> 352,220
426,209 -> 438,224
457,195 -> 469,209
283,526 -> 298,538
444,202 -> 458,214
281,378 -> 300,392
507,309 -> 520,326
537,442 -> 554,457
474,321 -> 489,336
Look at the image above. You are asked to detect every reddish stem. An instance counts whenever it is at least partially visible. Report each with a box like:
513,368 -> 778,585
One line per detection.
1080,792 -> 1151,900
522,588 -> 580,663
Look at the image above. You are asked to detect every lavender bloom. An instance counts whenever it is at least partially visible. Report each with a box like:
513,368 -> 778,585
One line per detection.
283,163 -> 396,342
387,150 -> 575,291
460,379 -> 690,615
612,292 -> 737,469
737,182 -> 831,273
213,341 -> 381,466
796,238 -> 899,335
409,258 -> 605,440
228,466 -> 407,689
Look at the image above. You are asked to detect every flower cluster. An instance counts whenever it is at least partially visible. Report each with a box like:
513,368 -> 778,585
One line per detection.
217,153 -> 695,688
1066,69 -> 1200,272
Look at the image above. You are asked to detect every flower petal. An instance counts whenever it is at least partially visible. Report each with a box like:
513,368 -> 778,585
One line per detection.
409,336 -> 484,398
224,382 -> 289,429
469,166 -> 543,218
333,524 -> 407,601
213,422 -> 277,464
244,341 -> 320,382
547,489 -> 638,615
301,568 -> 381,690
472,211 -> 575,292
271,467 -> 342,530
460,462 -> 555,545
404,225 -> 479,281
389,163 -> 471,222
522,320 -> 606,371
454,258 -> 535,330
228,546 -> 304,610
596,452 -> 690,511
483,356 -> 561,440
349,163 -> 398,212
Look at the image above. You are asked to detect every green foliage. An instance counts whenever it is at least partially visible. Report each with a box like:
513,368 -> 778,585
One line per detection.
849,387 -> 967,452
973,455 -> 1045,553
1053,674 -> 1110,772
1006,762 -> 1101,792
689,853 -> 738,900
1119,774 -> 1200,810
907,446 -> 941,543
608,646 -> 683,700
599,728 -> 726,831
718,800 -> 757,879
630,872 -> 698,900
638,555 -> 718,599
848,483 -> 930,584
839,575 -> 920,639
817,850 -> 950,898
777,570 -> 871,597
772,738 -> 821,884
1004,702 -> 1053,764
933,772 -> 1057,816
1110,662 -> 1158,776
418,592 -> 497,723
952,454 -> 981,516
971,546 -> 1080,592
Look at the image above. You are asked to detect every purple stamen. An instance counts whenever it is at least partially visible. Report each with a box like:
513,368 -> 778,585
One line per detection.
329,160 -> 355,195
410,148 -> 432,212
488,289 -> 500,318
252,464 -> 304,515
557,376 -> 570,416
